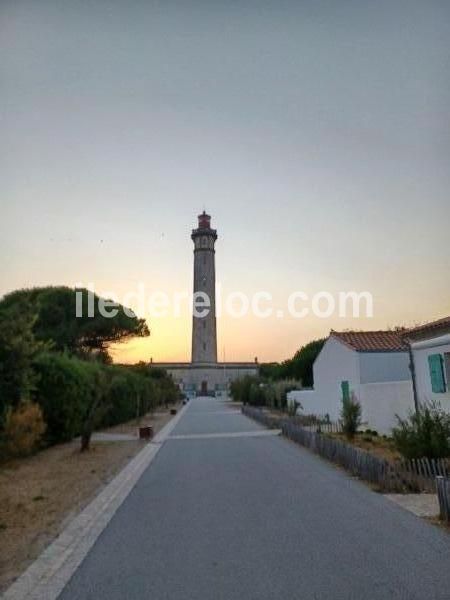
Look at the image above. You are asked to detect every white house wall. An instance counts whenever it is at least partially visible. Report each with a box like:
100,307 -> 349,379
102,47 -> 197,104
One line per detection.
359,381 -> 415,435
287,339 -> 414,432
359,352 -> 410,384
288,337 -> 359,420
412,335 -> 450,412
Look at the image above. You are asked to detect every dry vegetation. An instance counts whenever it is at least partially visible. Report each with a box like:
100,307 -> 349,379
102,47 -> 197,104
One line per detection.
327,432 -> 402,463
262,407 -> 402,463
0,407 -> 178,593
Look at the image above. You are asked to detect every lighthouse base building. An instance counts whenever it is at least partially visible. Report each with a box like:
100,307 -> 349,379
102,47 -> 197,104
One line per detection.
151,212 -> 258,397
153,362 -> 259,398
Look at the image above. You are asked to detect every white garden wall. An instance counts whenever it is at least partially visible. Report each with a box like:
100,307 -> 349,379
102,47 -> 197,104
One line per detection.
288,389 -> 320,414
289,380 -> 415,435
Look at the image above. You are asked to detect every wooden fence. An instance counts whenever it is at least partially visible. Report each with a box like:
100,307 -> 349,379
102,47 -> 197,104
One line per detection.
242,405 -> 450,494
436,477 -> 450,522
242,406 -> 288,430
293,418 -> 343,434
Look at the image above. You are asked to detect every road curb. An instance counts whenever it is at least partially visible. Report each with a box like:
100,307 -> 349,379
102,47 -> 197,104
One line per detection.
2,404 -> 189,600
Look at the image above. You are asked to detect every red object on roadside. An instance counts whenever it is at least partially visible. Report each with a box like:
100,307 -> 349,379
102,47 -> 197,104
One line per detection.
139,426 -> 153,440
170,408 -> 177,415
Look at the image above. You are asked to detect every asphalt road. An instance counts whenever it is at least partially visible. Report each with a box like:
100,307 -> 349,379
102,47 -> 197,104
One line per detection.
59,397 -> 450,600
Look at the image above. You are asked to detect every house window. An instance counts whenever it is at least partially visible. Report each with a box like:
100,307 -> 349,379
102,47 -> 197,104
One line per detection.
428,353 -> 446,393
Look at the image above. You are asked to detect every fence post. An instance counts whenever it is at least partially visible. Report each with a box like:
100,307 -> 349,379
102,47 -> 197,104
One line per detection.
436,476 -> 450,522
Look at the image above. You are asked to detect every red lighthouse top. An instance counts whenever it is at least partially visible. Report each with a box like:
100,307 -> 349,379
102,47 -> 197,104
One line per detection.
198,210 -> 211,229
192,210 -> 217,241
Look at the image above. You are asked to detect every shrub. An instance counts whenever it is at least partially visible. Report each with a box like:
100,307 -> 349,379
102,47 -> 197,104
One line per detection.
100,368 -> 157,427
101,371 -> 136,426
248,382 -> 267,407
1,403 -> 46,457
33,352 -> 97,443
230,376 -> 298,410
230,376 -> 257,404
273,382 -> 297,411
288,400 -> 300,417
0,301 -> 46,419
341,392 -> 362,439
392,402 -> 450,459
29,352 -> 178,449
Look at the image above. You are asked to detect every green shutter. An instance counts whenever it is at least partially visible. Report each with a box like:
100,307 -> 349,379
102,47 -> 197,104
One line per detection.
445,353 -> 450,391
341,380 -> 350,401
428,354 -> 445,393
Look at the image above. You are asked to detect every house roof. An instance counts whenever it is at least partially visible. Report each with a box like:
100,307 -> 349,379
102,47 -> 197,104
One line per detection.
330,330 -> 408,352
403,316 -> 450,341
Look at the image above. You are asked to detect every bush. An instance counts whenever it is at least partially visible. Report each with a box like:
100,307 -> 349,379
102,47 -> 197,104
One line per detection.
392,402 -> 450,459
33,352 -> 100,443
288,400 -> 300,417
230,375 -> 298,410
102,372 -> 136,426
272,382 -> 297,411
32,353 -> 178,446
0,301 -> 45,419
248,382 -> 267,406
1,403 -> 46,458
101,368 -> 158,427
230,376 -> 257,404
341,392 -> 362,439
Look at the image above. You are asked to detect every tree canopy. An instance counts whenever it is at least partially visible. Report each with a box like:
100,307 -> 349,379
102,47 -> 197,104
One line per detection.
0,287 -> 179,456
0,286 -> 149,358
0,299 -> 45,413
260,338 -> 326,387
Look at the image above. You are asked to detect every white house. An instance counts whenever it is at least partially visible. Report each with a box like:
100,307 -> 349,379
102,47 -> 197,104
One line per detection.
405,316 -> 450,413
288,330 -> 414,435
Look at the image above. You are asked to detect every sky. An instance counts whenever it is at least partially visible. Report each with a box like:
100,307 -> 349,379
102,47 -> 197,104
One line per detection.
1,0 -> 449,363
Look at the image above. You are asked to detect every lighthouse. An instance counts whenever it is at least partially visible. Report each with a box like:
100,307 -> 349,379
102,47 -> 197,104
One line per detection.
191,211 -> 218,364
151,212 -> 258,397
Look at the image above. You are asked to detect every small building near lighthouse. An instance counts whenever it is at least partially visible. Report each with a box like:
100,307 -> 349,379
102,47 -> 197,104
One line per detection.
151,211 -> 258,396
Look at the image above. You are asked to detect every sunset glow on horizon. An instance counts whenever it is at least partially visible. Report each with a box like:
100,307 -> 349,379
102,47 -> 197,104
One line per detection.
2,1 -> 449,364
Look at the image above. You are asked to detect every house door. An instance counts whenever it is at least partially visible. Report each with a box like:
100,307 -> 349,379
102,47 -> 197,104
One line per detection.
201,380 -> 208,395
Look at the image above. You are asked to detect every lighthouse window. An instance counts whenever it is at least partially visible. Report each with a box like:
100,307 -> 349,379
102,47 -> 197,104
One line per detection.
203,342 -> 206,351
203,320 -> 206,329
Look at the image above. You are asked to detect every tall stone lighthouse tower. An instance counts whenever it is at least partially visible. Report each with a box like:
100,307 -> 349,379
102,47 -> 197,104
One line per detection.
191,211 -> 218,364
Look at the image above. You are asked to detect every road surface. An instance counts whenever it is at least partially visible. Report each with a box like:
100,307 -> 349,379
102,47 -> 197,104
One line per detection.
59,397 -> 450,599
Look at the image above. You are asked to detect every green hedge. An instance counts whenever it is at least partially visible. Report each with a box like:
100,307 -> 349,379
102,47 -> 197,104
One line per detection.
32,353 -> 177,445
100,367 -> 160,428
33,352 -> 100,443
230,375 -> 297,410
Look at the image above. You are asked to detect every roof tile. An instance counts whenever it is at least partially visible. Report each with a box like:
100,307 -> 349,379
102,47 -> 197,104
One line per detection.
404,316 -> 450,339
331,330 -> 408,352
